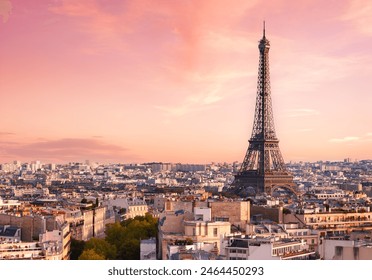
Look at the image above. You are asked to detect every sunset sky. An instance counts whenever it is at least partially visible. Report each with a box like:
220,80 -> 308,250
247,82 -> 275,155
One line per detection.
0,0 -> 371,164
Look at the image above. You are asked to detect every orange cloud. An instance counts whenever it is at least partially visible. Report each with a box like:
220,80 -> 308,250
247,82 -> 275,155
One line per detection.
0,138 -> 139,163
340,0 -> 372,36
0,0 -> 12,23
49,0 -> 257,66
0,131 -> 15,136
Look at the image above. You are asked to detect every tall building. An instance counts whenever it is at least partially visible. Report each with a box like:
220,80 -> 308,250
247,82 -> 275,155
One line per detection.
233,24 -> 296,196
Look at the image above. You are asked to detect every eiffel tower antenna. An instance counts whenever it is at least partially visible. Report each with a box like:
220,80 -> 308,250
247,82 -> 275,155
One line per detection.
232,26 -> 297,196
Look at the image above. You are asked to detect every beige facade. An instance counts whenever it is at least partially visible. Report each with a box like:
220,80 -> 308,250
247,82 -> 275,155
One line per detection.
157,211 -> 194,259
102,197 -> 147,221
125,203 -> 148,219
61,222 -> 71,260
210,201 -> 250,229
0,213 -> 46,241
333,245 -> 372,260
251,205 -> 283,223
165,200 -> 193,213
93,206 -> 106,238
319,238 -> 372,260
225,236 -> 315,260
66,206 -> 108,241
157,209 -> 231,259
82,210 -> 94,240
0,242 -> 45,260
281,223 -> 319,252
284,211 -> 372,236
0,223 -> 70,260
184,220 -> 230,254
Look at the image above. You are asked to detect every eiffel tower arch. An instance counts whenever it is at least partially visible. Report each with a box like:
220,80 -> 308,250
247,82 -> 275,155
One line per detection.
232,24 -> 298,196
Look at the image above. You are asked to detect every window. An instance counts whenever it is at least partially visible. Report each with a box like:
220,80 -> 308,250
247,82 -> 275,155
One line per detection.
215,217 -> 229,222
213,228 -> 218,237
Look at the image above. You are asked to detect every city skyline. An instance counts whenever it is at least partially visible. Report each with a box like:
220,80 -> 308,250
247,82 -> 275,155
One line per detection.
1,0 -> 372,164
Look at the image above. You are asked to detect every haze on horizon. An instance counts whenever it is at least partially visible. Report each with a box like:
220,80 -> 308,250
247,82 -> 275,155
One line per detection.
0,0 -> 371,164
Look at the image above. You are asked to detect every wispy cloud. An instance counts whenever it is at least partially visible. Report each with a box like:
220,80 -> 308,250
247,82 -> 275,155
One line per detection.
340,0 -> 372,36
297,128 -> 313,132
0,131 -> 15,136
0,0 -> 12,23
360,133 -> 372,142
155,85 -> 223,117
155,69 -> 251,117
328,133 -> 372,144
286,108 -> 320,118
0,138 -> 138,163
275,52 -> 365,97
329,136 -> 359,143
49,0 -> 258,58
187,84 -> 223,105
49,0 -> 131,53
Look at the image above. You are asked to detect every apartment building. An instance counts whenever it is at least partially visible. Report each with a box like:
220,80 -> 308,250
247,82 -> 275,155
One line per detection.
0,223 -> 70,260
225,236 -> 315,260
157,207 -> 231,259
64,206 -> 110,241
284,210 -> 372,236
319,238 -> 372,260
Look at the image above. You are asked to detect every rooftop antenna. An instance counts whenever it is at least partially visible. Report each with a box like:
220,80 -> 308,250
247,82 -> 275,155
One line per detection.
263,20 -> 266,38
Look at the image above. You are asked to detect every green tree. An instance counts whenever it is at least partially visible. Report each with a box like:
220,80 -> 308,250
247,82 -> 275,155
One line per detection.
70,239 -> 86,260
84,237 -> 117,260
119,238 -> 140,260
78,249 -> 105,260
105,214 -> 158,260
105,222 -> 127,252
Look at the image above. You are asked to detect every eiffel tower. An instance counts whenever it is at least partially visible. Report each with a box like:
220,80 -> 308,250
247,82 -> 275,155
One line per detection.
233,24 -> 297,196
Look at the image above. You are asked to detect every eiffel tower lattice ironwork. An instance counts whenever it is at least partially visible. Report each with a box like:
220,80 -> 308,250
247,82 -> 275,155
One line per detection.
233,24 -> 297,196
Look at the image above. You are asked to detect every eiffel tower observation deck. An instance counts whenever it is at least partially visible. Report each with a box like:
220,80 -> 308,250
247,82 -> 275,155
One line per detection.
233,23 -> 297,196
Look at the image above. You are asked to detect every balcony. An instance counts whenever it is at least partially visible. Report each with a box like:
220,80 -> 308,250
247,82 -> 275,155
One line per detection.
280,249 -> 315,260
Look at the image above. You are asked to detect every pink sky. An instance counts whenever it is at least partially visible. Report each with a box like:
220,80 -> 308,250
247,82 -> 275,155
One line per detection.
0,0 -> 371,164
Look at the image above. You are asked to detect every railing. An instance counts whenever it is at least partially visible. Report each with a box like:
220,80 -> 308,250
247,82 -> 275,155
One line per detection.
280,249 -> 315,259
0,246 -> 42,253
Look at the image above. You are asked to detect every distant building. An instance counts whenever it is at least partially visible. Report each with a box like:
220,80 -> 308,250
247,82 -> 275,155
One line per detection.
284,210 -> 372,236
225,236 -> 315,260
140,238 -> 156,260
123,198 -> 148,219
0,217 -> 70,260
157,208 -> 230,260
102,197 -> 148,221
0,225 -> 21,242
210,201 -> 250,229
319,238 -> 372,260
168,243 -> 221,260
0,197 -> 21,210
165,200 -> 193,213
65,206 -> 110,241
173,164 -> 206,172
